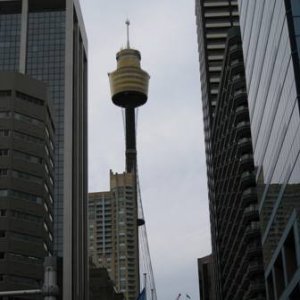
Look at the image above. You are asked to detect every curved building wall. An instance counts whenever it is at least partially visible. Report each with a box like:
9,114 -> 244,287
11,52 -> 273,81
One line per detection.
0,72 -> 54,294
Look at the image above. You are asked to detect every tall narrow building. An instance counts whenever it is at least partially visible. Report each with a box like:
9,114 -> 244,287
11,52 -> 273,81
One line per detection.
196,1 -> 266,299
0,1 -> 88,298
89,171 -> 139,300
238,0 -> 300,298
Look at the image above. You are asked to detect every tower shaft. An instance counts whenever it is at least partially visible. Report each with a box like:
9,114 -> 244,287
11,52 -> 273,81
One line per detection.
125,107 -> 137,173
108,23 -> 150,298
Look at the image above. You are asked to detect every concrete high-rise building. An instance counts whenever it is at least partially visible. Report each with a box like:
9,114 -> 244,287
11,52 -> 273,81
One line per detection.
0,72 -> 54,294
195,2 -> 266,299
89,171 -> 139,300
237,0 -> 300,298
0,1 -> 88,298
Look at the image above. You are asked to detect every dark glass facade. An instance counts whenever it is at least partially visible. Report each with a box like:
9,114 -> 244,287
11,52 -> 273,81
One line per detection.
26,8 -> 66,257
238,0 -> 300,298
0,3 -> 21,71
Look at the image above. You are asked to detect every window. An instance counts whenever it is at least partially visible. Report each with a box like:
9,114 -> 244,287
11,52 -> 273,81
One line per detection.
274,254 -> 285,298
0,130 -> 9,137
0,149 -> 8,156
11,232 -> 40,243
0,111 -> 11,118
0,189 -> 42,204
0,169 -> 7,176
11,170 -> 42,184
13,150 -> 42,164
0,90 -> 11,97
14,112 -> 43,127
284,229 -> 297,282
14,131 -> 43,144
11,210 -> 42,224
16,91 -> 43,106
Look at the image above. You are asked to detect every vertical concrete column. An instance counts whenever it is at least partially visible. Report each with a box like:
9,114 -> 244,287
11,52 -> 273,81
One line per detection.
63,0 -> 74,298
19,0 -> 28,73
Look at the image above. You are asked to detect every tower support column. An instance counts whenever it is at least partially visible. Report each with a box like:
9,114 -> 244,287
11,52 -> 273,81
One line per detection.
125,107 -> 137,173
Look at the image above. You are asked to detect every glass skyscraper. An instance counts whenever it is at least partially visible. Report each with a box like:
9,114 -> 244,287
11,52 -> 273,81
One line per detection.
0,1 -> 88,299
238,0 -> 300,298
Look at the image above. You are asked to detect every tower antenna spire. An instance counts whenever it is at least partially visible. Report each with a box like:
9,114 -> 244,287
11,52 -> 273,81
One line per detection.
126,19 -> 130,48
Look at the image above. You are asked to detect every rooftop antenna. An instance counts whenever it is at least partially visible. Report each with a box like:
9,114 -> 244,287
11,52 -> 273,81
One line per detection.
126,19 -> 130,48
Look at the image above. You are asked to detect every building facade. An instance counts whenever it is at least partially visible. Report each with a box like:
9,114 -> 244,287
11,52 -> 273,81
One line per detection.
196,1 -> 266,299
0,72 -> 54,294
198,254 -> 216,300
0,1 -> 88,298
195,2 -> 239,296
211,27 -> 265,299
89,267 -> 125,300
238,0 -> 300,298
89,171 -> 139,300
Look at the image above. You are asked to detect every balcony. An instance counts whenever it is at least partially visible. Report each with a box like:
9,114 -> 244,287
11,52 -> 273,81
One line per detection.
233,91 -> 247,108
236,121 -> 251,138
246,242 -> 262,258
241,187 -> 257,206
234,106 -> 249,124
237,137 -> 252,154
245,222 -> 261,239
245,282 -> 266,299
239,153 -> 254,170
240,171 -> 255,189
247,262 -> 263,275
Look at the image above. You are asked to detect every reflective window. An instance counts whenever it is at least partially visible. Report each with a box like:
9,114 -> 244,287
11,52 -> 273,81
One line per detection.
27,10 -> 66,254
0,13 -> 21,71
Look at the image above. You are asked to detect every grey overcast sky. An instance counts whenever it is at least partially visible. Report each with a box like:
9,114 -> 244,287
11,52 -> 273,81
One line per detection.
81,0 -> 211,299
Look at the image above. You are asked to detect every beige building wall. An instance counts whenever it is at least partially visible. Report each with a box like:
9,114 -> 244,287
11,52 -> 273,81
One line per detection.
88,171 -> 139,300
